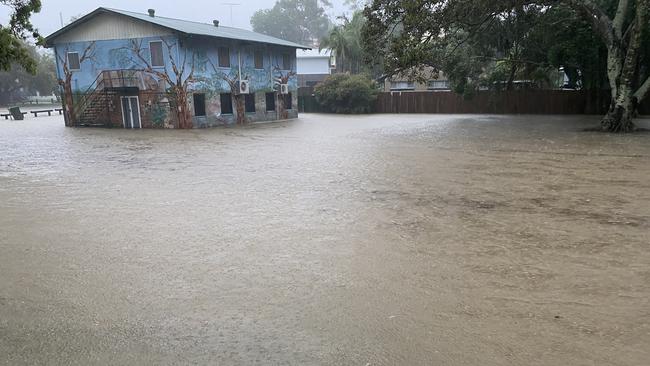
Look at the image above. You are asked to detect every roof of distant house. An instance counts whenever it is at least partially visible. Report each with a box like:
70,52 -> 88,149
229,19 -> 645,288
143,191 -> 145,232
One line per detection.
297,48 -> 332,58
45,7 -> 311,50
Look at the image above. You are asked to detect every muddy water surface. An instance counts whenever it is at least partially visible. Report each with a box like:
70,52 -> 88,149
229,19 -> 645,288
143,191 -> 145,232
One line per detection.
1,114 -> 649,365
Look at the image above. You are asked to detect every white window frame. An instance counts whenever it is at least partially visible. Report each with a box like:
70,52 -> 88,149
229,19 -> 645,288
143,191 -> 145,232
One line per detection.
121,96 -> 142,129
428,80 -> 450,90
390,81 -> 415,91
149,40 -> 165,68
67,52 -> 81,71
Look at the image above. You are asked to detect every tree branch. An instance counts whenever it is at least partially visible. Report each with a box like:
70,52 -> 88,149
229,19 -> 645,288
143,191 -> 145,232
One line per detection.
613,0 -> 630,39
566,0 -> 615,45
634,75 -> 650,101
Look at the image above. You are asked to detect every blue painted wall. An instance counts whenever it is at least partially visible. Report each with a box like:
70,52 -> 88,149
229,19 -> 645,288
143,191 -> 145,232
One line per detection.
53,34 -> 298,94
53,35 -> 179,92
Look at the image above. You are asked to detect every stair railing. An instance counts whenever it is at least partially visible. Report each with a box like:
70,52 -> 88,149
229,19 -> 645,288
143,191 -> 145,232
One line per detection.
72,72 -> 107,120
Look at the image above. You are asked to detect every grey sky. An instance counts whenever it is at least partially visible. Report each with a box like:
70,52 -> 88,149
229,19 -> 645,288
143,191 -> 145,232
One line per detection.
1,0 -> 352,37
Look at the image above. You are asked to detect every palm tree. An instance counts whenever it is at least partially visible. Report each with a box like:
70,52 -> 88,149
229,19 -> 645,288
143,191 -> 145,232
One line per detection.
320,11 -> 366,74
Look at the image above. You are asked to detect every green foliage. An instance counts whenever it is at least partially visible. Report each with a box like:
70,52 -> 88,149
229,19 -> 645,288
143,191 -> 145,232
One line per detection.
0,44 -> 57,105
150,104 -> 168,128
0,0 -> 42,73
250,0 -> 331,45
362,0 -> 648,94
314,73 -> 378,113
321,11 -> 372,75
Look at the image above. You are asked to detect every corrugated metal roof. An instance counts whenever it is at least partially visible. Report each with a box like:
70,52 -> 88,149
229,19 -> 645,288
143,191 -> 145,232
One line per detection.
46,7 -> 311,49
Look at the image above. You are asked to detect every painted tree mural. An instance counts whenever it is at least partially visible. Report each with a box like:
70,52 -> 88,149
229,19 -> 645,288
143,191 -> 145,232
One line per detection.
208,61 -> 248,125
130,39 -> 196,129
56,41 -> 96,126
273,67 -> 296,120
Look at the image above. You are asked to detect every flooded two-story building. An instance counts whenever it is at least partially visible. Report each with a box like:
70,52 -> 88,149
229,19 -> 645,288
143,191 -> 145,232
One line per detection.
45,7 -> 309,128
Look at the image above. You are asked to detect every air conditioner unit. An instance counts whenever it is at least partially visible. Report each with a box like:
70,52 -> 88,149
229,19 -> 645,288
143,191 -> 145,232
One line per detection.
239,80 -> 250,94
280,84 -> 289,95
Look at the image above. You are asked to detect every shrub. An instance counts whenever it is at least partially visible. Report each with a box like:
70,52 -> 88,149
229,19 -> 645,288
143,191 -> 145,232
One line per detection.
314,73 -> 378,114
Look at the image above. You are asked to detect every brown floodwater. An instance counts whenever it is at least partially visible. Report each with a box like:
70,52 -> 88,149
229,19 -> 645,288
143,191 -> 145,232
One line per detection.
1,113 -> 649,365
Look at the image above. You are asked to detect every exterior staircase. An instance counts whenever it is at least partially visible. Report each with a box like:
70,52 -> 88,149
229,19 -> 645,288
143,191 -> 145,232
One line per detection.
75,89 -> 116,127
72,70 -> 142,127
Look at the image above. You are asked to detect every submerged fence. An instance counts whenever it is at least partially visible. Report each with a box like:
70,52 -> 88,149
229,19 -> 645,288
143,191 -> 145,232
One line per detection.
298,88 -> 649,115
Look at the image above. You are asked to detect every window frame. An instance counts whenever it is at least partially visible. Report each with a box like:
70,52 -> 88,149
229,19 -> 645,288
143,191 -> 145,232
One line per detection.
254,50 -> 264,69
149,40 -> 165,68
245,93 -> 256,113
220,93 -> 233,115
218,47 -> 231,68
282,53 -> 291,70
390,81 -> 416,91
427,80 -> 450,90
265,92 -> 276,112
67,52 -> 81,71
193,93 -> 206,117
284,92 -> 292,110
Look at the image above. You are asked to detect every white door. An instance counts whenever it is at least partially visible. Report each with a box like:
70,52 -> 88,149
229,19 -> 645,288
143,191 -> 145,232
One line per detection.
121,96 -> 141,128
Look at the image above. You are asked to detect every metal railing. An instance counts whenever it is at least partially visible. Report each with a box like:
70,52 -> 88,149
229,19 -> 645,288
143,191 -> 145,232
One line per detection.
72,70 -> 143,120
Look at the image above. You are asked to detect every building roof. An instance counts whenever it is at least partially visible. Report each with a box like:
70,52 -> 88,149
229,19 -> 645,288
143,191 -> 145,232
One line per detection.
45,7 -> 311,49
297,48 -> 332,58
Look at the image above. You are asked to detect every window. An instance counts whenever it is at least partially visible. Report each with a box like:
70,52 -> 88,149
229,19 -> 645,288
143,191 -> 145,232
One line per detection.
245,93 -> 256,113
254,50 -> 264,69
220,93 -> 233,114
67,52 -> 80,70
265,92 -> 275,111
149,41 -> 164,67
193,93 -> 206,116
283,92 -> 292,110
218,47 -> 230,67
428,80 -> 450,90
390,81 -> 415,90
282,53 -> 291,70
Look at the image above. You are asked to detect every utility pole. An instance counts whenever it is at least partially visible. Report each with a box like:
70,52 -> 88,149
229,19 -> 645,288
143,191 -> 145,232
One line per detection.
221,3 -> 240,27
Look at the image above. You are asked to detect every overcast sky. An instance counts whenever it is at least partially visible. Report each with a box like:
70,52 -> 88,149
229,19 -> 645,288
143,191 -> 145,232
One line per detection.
1,0 -> 352,37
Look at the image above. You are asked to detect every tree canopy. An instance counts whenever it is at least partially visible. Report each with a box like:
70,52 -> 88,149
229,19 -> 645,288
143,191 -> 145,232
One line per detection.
320,11 -> 367,74
0,43 -> 57,105
250,0 -> 331,46
0,0 -> 42,73
363,0 -> 650,131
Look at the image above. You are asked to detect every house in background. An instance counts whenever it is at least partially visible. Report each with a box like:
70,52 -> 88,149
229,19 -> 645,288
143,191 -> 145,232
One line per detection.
44,7 -> 309,128
296,48 -> 335,87
384,67 -> 451,92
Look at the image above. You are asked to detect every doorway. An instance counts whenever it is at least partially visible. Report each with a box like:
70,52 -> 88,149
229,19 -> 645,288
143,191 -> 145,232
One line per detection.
121,96 -> 141,128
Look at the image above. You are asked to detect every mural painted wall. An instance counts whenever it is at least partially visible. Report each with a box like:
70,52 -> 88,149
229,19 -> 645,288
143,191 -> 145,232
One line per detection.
53,35 -> 179,92
52,33 -> 299,128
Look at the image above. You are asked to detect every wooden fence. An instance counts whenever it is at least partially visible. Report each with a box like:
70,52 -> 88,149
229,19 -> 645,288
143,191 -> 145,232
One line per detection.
375,90 -> 613,114
298,88 -> 649,115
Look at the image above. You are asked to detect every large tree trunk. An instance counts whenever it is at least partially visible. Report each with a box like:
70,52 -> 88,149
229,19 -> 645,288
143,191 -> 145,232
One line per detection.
599,0 -> 648,132
568,0 -> 648,132
601,93 -> 636,132
173,86 -> 192,129
277,92 -> 288,120
234,94 -> 246,124
60,74 -> 75,127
